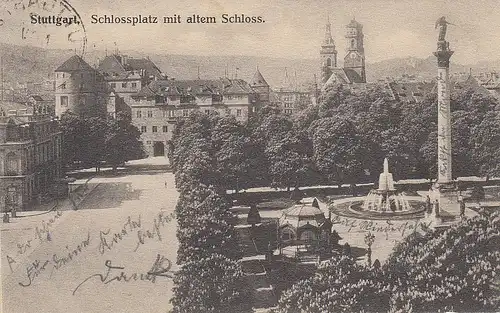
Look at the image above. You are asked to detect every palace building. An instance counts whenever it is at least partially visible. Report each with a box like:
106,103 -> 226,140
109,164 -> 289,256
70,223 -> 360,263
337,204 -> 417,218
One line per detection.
0,101 -> 62,215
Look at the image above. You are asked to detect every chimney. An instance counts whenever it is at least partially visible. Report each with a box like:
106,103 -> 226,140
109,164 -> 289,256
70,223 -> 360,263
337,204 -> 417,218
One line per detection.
121,55 -> 128,66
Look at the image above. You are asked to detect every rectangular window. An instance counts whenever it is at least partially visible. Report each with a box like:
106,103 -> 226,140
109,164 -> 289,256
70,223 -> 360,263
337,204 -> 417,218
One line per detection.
110,83 -> 116,89
204,109 -> 210,114
147,110 -> 153,117
168,110 -> 175,117
162,126 -> 168,132
182,109 -> 189,117
236,109 -> 242,117
131,82 -> 137,88
60,96 -> 68,106
122,82 -> 127,88
284,109 -> 293,114
141,126 -> 147,133
152,126 -> 158,133
136,110 -> 142,118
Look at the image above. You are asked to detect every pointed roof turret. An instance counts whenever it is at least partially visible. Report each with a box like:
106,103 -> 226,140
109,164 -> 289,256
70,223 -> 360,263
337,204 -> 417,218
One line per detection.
323,16 -> 335,46
55,55 -> 94,72
250,68 -> 269,87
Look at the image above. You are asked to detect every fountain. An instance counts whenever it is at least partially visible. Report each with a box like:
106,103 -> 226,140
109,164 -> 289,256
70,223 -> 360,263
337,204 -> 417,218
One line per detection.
330,158 -> 426,220
361,158 -> 411,213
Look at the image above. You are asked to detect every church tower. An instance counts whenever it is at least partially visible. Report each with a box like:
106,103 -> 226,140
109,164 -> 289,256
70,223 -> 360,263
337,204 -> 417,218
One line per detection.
344,19 -> 366,83
320,17 -> 337,83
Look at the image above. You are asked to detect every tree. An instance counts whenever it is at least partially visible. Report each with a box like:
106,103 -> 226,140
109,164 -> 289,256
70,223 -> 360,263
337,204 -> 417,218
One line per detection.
211,116 -> 251,192
171,254 -> 249,313
59,111 -> 86,168
175,185 -> 238,264
309,116 -> 365,186
277,253 -> 389,313
384,211 -> 500,312
470,111 -> 500,179
103,112 -> 144,171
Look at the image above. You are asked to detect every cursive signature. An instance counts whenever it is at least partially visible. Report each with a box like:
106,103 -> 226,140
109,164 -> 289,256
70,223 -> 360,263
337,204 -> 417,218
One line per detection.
72,254 -> 174,295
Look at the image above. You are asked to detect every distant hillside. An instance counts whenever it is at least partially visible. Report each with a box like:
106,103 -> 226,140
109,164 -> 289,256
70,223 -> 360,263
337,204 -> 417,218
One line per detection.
366,56 -> 472,82
1,43 -> 500,89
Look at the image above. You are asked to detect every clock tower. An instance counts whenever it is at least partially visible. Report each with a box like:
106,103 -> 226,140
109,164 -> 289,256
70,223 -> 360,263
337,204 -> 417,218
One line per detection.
344,18 -> 366,83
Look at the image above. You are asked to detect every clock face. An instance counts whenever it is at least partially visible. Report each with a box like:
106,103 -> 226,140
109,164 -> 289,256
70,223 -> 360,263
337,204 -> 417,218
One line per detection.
351,52 -> 357,59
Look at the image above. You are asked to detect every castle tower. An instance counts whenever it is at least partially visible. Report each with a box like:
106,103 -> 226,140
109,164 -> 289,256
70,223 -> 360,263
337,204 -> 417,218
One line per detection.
343,19 -> 366,83
54,55 -> 106,118
250,67 -> 270,103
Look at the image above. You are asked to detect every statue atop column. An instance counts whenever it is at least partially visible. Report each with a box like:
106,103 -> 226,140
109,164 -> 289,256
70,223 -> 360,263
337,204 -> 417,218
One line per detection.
434,16 -> 454,65
435,16 -> 450,41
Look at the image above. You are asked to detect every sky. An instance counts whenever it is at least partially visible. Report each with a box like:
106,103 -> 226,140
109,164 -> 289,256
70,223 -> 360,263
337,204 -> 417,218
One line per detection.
1,0 -> 499,64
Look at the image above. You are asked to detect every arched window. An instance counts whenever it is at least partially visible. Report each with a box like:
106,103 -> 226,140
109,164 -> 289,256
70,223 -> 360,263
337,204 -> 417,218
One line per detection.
5,152 -> 19,176
351,39 -> 356,49
326,58 -> 331,67
281,227 -> 295,241
300,230 -> 316,243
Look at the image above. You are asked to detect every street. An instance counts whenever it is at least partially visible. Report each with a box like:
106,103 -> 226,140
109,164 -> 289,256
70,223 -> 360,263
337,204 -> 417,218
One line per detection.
1,157 -> 179,313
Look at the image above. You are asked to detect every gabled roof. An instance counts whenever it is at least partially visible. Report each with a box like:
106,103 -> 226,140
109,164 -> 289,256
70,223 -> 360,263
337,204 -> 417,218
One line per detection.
55,55 -> 94,72
98,55 -> 128,78
250,69 -> 269,87
126,58 -> 163,79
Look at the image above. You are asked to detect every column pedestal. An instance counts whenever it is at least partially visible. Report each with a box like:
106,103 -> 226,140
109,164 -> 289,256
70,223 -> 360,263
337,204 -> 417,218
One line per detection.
432,182 -> 459,221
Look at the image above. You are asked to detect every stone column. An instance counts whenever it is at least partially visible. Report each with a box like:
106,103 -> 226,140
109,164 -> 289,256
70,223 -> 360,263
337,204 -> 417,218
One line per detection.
433,40 -> 459,218
433,41 -> 454,184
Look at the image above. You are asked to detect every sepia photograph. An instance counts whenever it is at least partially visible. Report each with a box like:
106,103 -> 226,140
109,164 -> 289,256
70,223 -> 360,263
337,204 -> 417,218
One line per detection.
0,0 -> 499,312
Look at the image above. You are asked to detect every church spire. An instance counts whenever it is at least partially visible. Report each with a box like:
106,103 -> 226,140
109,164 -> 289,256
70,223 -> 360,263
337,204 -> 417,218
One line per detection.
320,16 -> 338,74
323,16 -> 335,46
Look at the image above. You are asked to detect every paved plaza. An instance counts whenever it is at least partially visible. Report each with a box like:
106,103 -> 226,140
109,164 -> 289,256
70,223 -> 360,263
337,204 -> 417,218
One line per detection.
1,157 -> 179,313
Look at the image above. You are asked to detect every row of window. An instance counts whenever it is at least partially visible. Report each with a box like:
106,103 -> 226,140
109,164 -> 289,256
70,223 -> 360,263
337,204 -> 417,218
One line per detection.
135,108 -> 243,118
140,125 -> 169,133
110,82 -> 138,89
59,83 -> 88,89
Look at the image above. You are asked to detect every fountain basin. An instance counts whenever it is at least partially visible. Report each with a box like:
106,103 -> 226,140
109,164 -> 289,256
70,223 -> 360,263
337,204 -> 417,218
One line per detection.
330,198 -> 426,220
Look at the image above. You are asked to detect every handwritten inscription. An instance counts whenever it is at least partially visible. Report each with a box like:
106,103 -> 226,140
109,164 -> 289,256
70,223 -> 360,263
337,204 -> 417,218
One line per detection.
72,254 -> 174,295
330,215 -> 432,239
135,212 -> 176,251
6,209 -> 63,273
98,216 -> 142,255
98,212 -> 176,254
18,232 -> 91,287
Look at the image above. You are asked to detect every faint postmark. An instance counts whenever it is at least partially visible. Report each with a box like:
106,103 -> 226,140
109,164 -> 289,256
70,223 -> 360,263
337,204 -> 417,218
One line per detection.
0,0 -> 87,56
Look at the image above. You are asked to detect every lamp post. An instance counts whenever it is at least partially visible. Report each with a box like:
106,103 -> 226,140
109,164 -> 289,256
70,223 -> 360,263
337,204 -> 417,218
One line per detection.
364,231 -> 375,267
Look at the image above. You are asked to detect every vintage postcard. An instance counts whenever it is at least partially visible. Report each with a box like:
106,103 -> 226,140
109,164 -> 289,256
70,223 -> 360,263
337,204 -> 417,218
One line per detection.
1,0 -> 499,312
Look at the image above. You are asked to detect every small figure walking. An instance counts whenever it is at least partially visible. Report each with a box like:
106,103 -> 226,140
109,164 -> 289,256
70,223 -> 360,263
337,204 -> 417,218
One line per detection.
3,213 -> 10,223
164,181 -> 168,188
459,194 -> 465,218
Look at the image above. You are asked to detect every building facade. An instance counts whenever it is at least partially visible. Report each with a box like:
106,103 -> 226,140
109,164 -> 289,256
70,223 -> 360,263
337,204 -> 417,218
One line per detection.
0,102 -> 62,214
129,75 -> 265,157
97,54 -> 165,118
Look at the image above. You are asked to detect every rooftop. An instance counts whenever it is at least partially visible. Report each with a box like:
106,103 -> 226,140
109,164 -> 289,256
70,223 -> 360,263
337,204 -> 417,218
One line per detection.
55,55 -> 95,72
